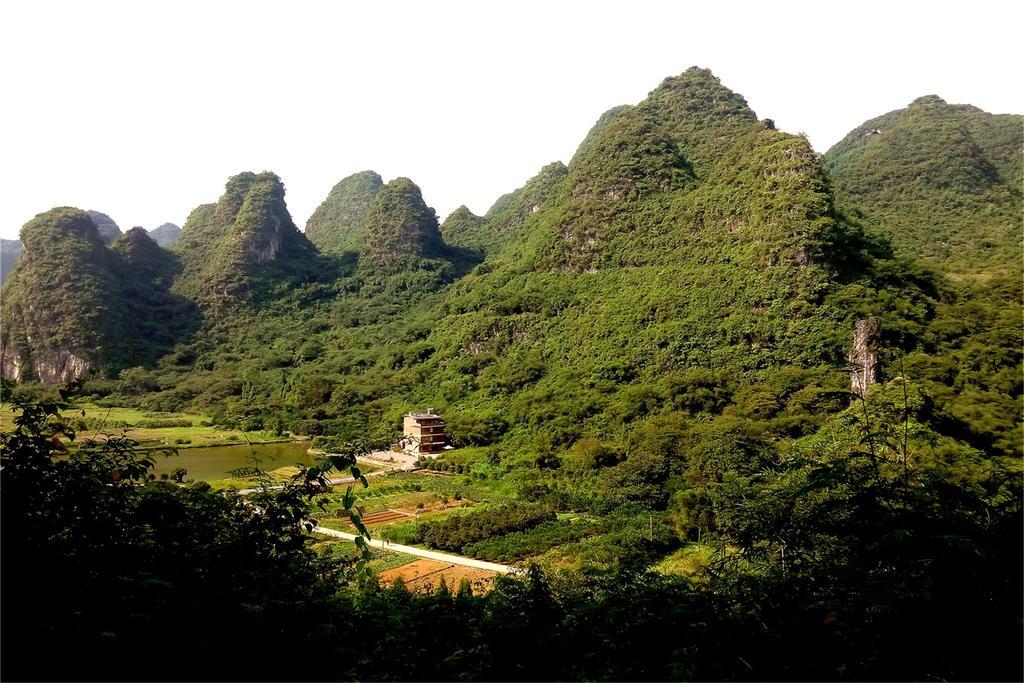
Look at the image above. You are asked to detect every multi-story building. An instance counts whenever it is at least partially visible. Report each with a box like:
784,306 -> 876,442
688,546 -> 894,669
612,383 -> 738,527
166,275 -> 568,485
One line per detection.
401,408 -> 447,454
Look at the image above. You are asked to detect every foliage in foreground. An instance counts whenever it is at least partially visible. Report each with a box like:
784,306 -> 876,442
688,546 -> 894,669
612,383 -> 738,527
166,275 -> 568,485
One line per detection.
2,383 -> 1020,682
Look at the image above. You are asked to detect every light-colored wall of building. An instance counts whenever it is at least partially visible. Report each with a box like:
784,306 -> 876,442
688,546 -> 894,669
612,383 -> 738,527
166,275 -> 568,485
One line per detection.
402,413 -> 447,454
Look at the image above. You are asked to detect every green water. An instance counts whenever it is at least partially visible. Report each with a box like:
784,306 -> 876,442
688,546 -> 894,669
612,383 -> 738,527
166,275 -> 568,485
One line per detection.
150,441 -> 316,482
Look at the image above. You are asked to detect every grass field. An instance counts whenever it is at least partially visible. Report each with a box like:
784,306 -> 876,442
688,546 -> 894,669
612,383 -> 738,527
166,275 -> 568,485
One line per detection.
0,402 -> 295,448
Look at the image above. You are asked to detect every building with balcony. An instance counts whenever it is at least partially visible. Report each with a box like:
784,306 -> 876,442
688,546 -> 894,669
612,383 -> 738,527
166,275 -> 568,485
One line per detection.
401,408 -> 447,454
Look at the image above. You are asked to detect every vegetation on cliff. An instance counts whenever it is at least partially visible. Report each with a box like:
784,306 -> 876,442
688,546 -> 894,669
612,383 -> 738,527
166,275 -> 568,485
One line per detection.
305,170 -> 383,255
825,95 -> 1022,280
171,171 -> 328,310
1,66 -> 1020,681
0,209 -> 196,382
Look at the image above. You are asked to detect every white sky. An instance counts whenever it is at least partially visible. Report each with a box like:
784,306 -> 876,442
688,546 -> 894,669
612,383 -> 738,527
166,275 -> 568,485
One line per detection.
1,0 -> 1021,240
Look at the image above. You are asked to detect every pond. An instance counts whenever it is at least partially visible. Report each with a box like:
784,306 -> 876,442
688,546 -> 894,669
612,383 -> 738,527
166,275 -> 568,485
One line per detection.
150,441 -> 317,482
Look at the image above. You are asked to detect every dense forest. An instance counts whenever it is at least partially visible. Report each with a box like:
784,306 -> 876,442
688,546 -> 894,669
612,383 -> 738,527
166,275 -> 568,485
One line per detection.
1,67 -> 1021,681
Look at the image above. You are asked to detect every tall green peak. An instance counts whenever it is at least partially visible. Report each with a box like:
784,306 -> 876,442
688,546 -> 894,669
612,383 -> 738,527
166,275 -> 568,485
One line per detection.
305,170 -> 383,255
359,177 -> 447,274
520,71 -> 800,272
440,205 -> 486,252
639,67 -> 758,171
825,97 -> 1022,279
1,208 -> 189,382
438,161 -> 571,256
173,171 -> 321,308
111,227 -> 179,287
559,68 -> 757,222
86,210 -> 122,243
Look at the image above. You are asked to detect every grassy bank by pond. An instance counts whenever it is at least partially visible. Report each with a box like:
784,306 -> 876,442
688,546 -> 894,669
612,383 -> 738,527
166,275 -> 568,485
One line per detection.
0,402 -> 299,448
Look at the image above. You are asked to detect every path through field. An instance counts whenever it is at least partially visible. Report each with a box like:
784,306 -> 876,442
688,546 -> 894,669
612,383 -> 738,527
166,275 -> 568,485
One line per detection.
313,525 -> 521,575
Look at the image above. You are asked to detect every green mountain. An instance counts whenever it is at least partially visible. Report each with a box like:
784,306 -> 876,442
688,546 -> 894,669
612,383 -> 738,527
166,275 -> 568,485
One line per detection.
149,222 -> 182,247
305,170 -> 383,255
112,227 -> 180,287
0,209 -> 192,382
442,162 -> 568,255
171,171 -> 325,309
440,205 -> 487,252
824,95 -> 1023,281
1,209 -> 118,382
0,211 -> 127,283
359,177 -> 453,275
3,67 -> 1021,683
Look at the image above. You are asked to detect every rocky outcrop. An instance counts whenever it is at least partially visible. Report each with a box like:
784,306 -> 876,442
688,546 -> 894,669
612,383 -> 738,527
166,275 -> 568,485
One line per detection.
849,318 -> 882,398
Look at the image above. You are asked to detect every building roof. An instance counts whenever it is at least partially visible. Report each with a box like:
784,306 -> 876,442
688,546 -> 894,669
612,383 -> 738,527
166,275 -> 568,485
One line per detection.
405,408 -> 443,419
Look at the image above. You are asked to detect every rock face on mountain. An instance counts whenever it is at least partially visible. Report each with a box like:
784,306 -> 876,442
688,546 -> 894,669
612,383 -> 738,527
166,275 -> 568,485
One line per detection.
825,96 -> 1023,279
172,171 -> 322,308
305,170 -> 383,255
0,238 -> 23,284
360,177 -> 449,274
86,210 -> 122,243
149,222 -> 182,247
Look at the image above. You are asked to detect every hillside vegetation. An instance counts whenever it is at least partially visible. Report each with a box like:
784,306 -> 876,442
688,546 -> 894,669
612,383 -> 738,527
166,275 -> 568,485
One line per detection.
825,95 -> 1022,281
1,66 -> 1020,682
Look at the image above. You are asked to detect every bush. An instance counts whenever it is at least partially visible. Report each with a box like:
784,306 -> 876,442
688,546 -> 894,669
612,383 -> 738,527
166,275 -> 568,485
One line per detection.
417,503 -> 556,552
137,418 -> 193,428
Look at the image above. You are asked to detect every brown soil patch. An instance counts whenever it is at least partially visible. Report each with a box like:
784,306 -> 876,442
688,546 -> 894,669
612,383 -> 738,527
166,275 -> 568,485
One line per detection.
350,500 -> 471,528
377,558 -> 498,594
359,509 -> 413,525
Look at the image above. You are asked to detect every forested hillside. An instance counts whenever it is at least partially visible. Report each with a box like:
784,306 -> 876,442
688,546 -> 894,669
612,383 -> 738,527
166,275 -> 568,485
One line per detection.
825,95 -> 1022,280
1,67 -> 1020,682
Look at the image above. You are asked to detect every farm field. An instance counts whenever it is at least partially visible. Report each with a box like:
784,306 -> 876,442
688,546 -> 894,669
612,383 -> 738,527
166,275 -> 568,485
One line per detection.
378,558 -> 499,594
0,402 -> 295,448
311,468 -> 682,574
